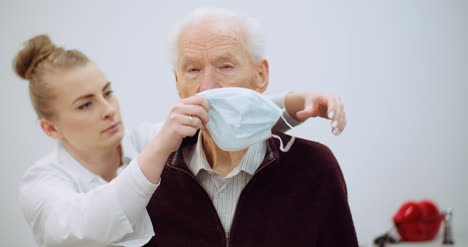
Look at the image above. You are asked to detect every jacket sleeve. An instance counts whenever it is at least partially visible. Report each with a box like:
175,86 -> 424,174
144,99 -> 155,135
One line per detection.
19,159 -> 158,247
316,148 -> 359,247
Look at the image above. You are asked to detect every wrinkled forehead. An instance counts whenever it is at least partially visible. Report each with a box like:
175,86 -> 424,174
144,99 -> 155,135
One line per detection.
177,19 -> 248,55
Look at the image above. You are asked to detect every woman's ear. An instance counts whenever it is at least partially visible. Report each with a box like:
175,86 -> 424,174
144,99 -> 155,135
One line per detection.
40,118 -> 63,140
254,59 -> 269,93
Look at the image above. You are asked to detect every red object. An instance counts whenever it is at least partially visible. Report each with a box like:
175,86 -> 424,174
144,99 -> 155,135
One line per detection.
393,200 -> 443,242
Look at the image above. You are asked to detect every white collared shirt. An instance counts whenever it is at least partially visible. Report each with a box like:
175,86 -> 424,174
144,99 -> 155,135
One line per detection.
19,123 -> 163,247
183,132 -> 267,233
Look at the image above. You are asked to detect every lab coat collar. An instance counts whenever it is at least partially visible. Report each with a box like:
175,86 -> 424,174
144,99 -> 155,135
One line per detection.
54,131 -> 136,185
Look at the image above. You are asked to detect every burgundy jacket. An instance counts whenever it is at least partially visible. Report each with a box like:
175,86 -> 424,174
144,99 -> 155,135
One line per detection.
144,131 -> 358,247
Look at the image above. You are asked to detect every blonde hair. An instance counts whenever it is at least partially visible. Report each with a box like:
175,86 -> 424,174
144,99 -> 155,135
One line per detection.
13,34 -> 90,119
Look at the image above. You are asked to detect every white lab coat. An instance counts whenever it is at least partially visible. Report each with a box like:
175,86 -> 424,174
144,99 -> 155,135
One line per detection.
19,123 -> 163,247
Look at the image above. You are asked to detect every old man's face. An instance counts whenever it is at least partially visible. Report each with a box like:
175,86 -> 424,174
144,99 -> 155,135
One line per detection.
174,19 -> 269,98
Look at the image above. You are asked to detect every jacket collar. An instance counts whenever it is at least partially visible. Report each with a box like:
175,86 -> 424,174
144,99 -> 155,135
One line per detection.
166,130 -> 289,174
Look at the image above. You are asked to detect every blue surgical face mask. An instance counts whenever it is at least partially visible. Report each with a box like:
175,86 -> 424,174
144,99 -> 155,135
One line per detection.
197,87 -> 295,152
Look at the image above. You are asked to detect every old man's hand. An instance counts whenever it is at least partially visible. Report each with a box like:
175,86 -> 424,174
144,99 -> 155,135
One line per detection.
155,96 -> 210,154
285,92 -> 346,136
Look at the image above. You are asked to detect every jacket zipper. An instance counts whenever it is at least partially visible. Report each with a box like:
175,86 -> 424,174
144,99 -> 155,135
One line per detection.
167,156 -> 276,247
227,157 -> 276,246
226,232 -> 230,247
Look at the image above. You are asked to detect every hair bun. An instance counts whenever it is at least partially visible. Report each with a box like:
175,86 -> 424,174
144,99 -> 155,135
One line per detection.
13,34 -> 56,80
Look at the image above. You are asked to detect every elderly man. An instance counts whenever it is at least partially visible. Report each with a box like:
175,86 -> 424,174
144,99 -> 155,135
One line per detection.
145,8 -> 358,247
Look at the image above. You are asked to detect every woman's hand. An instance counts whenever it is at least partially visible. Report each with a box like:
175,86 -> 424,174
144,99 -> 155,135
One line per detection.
285,92 -> 346,136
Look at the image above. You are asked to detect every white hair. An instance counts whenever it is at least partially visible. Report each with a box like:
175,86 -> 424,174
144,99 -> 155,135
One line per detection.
169,7 -> 265,67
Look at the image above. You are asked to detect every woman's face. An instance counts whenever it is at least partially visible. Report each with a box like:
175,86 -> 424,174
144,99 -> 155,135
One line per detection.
46,62 -> 124,151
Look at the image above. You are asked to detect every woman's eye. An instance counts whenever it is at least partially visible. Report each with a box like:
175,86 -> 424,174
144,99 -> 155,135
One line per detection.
104,90 -> 113,97
78,102 -> 91,110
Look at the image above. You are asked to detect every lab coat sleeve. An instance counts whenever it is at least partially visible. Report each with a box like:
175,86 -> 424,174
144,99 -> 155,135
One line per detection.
268,92 -> 303,132
128,122 -> 164,153
19,159 -> 158,247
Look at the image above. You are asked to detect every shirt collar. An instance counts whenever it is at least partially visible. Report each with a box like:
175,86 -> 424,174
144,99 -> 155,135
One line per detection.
239,141 -> 266,175
186,131 -> 266,177
55,142 -> 104,185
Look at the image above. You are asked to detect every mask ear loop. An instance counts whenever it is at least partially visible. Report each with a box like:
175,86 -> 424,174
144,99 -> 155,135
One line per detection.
272,111 -> 296,152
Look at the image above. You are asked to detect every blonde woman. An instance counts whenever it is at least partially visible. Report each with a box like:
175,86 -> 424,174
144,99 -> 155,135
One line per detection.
15,35 -> 346,247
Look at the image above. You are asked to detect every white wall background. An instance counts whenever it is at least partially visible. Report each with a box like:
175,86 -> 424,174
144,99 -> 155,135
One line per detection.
1,0 -> 466,246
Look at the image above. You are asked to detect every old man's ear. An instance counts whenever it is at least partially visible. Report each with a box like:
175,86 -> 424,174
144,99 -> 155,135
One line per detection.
254,59 -> 269,93
173,70 -> 184,98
